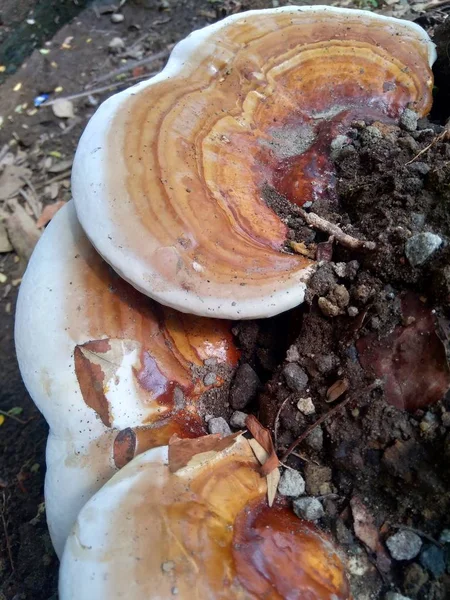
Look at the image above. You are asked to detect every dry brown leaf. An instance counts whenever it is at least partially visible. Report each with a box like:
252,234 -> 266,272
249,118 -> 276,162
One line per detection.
350,496 -> 391,573
267,468 -> 280,507
36,201 -> 66,228
52,99 -> 75,119
290,240 -> 316,259
5,202 -> 41,261
326,379 -> 349,403
168,432 -> 240,473
0,164 -> 32,201
245,414 -> 280,476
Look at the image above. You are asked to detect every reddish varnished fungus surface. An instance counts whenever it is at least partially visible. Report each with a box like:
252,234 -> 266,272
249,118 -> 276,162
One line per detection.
69,226 -> 239,462
233,499 -> 350,599
357,294 -> 450,411
80,9 -> 434,312
63,435 -> 349,599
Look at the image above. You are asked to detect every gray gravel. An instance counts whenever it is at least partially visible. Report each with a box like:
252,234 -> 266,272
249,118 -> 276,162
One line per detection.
293,497 -> 324,521
386,530 -> 422,561
278,469 -> 305,497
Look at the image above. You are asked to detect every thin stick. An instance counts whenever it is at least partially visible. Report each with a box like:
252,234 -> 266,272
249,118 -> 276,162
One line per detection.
0,409 -> 28,425
42,72 -> 157,107
299,208 -> 376,251
405,128 -> 449,166
35,170 -> 72,190
88,50 -> 168,87
274,395 -> 292,450
280,395 -> 353,462
280,381 -> 381,462
1,493 -> 14,572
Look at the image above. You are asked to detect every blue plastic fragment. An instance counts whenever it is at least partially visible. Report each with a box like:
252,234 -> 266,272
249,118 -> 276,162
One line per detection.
34,94 -> 49,107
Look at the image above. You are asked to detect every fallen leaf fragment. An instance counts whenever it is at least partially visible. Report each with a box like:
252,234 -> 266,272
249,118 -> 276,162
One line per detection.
248,438 -> 279,507
0,415 -> 4,426
168,432 -> 240,473
5,203 -> 41,261
52,99 -> 75,119
0,164 -> 32,201
350,496 -> 391,572
36,201 -> 66,228
245,414 -> 280,476
0,222 -> 12,252
290,240 -> 316,259
326,379 -> 349,403
357,293 -> 450,411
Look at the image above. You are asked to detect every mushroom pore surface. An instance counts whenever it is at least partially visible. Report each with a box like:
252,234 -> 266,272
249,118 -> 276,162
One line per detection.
72,6 -> 435,319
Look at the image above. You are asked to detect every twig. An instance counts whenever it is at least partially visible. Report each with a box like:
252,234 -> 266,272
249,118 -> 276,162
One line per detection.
0,409 -> 28,424
1,492 -> 14,572
35,170 -> 72,190
405,126 -> 449,165
19,188 -> 41,219
42,72 -> 157,108
299,208 -> 376,251
281,395 -> 353,462
280,381 -> 380,462
274,395 -> 292,450
391,524 -> 443,548
88,50 -> 168,87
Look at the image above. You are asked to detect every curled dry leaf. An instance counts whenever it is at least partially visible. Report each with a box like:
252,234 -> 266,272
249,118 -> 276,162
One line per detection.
326,379 -> 349,403
357,293 -> 450,411
245,414 -> 280,476
36,201 -> 66,228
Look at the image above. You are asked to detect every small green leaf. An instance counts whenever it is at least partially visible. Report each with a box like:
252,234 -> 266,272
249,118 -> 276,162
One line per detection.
8,406 -> 23,416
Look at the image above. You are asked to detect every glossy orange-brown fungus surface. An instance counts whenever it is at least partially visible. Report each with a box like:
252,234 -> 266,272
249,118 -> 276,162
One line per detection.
89,435 -> 349,599
106,10 -> 433,302
69,227 -> 239,465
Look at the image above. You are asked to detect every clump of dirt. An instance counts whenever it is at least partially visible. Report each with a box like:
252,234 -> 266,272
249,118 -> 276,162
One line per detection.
227,115 -> 450,599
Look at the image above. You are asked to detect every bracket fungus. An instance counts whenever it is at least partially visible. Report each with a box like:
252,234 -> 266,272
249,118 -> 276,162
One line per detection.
60,433 -> 350,600
15,202 -> 238,556
72,6 -> 435,319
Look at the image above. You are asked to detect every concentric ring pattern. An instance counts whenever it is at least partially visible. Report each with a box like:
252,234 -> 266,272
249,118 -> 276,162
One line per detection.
72,7 -> 435,319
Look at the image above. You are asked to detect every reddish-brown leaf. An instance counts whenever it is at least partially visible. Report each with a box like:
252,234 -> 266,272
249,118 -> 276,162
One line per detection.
357,293 -> 450,411
245,414 -> 280,476
36,201 -> 66,228
74,339 -> 112,426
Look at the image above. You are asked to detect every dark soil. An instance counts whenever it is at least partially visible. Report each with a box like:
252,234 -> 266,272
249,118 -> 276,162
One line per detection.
1,2 -> 450,600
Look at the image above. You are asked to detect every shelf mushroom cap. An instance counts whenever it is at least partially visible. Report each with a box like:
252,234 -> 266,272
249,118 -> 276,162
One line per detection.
14,201 -> 238,557
60,434 -> 350,600
72,6 -> 435,319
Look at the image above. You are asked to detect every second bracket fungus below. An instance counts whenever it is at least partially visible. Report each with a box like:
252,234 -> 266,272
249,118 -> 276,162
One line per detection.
60,434 -> 351,600
14,202 -> 239,557
72,6 -> 436,319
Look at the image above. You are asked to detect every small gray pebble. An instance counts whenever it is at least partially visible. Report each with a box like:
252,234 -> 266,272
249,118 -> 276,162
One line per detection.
282,363 -> 309,392
111,12 -> 125,23
360,125 -> 383,145
229,411 -> 248,429
293,497 -> 324,521
400,108 -> 418,132
385,593 -> 412,600
405,233 -> 442,267
306,426 -> 323,451
348,306 -> 359,317
386,530 -> 422,560
278,469 -> 305,497
408,162 -> 430,176
419,544 -> 446,578
410,212 -> 426,229
203,372 -> 217,386
439,529 -> 450,544
229,363 -> 261,410
297,397 -> 315,415
204,357 -> 218,367
208,417 -> 232,436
